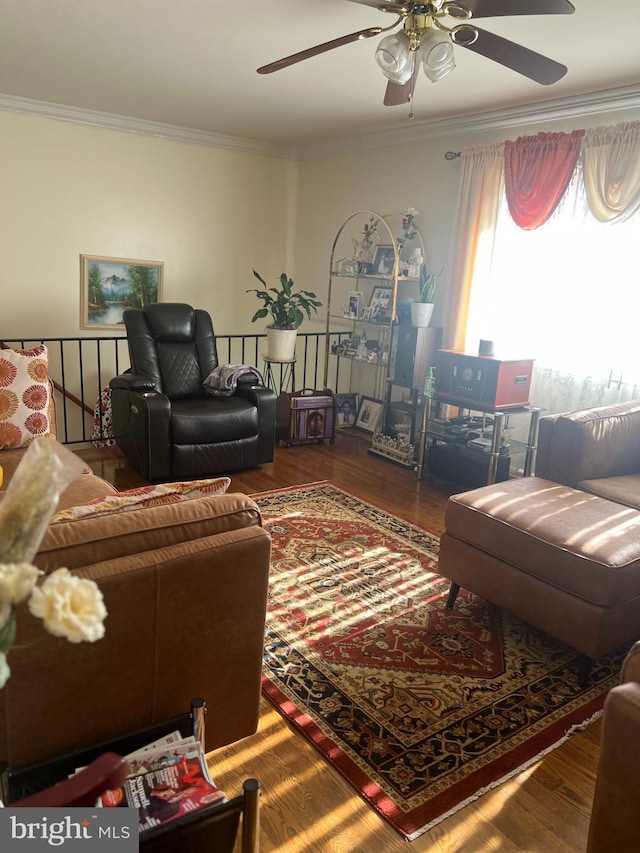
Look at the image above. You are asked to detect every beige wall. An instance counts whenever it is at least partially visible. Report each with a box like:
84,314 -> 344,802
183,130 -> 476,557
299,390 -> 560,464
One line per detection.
295,103 -> 640,338
0,110 -> 297,338
2,100 -> 639,344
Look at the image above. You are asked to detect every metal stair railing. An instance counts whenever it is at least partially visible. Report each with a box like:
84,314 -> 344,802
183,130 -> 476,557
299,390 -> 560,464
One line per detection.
1,332 -> 346,445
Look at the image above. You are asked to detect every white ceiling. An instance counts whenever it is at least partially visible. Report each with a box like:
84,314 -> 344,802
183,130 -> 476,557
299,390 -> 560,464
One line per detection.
0,0 -> 639,151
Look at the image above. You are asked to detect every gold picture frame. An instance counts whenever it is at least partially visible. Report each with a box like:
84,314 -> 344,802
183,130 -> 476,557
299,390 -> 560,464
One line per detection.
80,255 -> 164,330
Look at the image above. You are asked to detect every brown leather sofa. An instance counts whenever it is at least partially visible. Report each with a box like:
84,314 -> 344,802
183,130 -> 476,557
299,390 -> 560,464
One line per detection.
0,444 -> 271,769
587,639 -> 640,853
535,400 -> 640,509
439,401 -> 640,684
536,399 -> 640,507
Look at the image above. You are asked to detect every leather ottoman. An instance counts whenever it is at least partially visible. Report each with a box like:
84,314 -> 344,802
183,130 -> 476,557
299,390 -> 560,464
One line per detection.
439,477 -> 640,685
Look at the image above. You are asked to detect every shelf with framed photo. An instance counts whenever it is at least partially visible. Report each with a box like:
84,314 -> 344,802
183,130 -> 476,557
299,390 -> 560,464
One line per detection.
324,209 -> 427,451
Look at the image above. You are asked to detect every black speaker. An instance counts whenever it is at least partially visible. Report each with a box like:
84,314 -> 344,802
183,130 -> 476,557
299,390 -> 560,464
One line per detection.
394,326 -> 417,388
428,443 -> 510,488
394,325 -> 444,389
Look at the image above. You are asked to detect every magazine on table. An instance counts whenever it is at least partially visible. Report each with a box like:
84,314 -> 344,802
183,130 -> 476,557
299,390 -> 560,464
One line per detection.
83,733 -> 226,830
73,729 -> 186,778
114,729 -> 188,776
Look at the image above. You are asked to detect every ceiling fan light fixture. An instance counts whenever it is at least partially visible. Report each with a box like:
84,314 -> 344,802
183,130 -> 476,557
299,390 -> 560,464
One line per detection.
420,28 -> 455,82
375,32 -> 413,84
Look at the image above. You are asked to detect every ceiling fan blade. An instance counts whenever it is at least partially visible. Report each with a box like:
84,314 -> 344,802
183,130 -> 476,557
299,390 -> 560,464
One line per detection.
344,0 -> 408,10
383,61 -> 420,106
463,0 -> 575,17
459,26 -> 567,85
257,27 -> 382,74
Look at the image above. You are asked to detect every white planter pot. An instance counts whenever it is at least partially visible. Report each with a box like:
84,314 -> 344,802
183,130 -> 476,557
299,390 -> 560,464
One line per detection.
266,327 -> 297,361
410,302 -> 435,328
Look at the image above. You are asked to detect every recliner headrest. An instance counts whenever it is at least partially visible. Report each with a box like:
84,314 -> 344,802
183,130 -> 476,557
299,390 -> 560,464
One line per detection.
145,303 -> 196,342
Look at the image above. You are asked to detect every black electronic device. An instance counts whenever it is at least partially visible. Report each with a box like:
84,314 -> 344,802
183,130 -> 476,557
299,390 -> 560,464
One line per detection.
428,443 -> 510,488
393,326 -> 417,388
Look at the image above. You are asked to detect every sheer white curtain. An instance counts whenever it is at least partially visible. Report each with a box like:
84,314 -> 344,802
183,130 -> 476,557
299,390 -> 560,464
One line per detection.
463,125 -> 640,417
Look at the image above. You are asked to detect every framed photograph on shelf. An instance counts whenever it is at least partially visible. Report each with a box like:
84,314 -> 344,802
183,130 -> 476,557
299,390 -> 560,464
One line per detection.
348,291 -> 363,320
80,255 -> 164,330
367,285 -> 393,323
355,396 -> 384,433
336,393 -> 358,428
372,244 -> 395,276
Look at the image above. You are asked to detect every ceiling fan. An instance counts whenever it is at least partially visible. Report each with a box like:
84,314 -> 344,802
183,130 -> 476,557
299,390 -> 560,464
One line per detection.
257,0 -> 575,110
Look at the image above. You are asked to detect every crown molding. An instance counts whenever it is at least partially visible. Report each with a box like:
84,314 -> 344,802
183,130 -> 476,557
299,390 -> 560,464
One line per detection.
0,93 -> 298,160
297,84 -> 640,160
1,85 -> 639,163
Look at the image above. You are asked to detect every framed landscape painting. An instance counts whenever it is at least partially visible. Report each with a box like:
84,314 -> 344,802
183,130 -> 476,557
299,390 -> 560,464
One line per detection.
80,255 -> 164,329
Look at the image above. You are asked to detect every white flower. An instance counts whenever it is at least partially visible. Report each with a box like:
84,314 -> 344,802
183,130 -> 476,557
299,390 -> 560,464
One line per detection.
405,207 -> 420,217
0,562 -> 42,604
28,568 -> 107,644
0,651 -> 9,690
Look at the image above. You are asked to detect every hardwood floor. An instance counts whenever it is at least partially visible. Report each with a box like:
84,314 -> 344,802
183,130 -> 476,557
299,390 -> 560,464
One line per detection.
75,433 -> 601,852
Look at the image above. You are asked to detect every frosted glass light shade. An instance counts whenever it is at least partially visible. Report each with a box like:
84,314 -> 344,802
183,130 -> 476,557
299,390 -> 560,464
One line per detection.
421,29 -> 455,82
375,32 -> 413,84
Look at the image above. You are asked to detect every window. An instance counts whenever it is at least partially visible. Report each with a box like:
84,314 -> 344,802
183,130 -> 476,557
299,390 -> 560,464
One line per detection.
465,163 -> 640,387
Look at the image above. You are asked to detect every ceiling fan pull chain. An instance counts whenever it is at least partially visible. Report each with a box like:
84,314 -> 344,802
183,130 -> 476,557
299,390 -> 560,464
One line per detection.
408,52 -> 417,120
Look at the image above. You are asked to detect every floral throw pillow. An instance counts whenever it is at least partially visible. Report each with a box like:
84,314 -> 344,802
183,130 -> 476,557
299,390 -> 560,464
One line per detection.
0,345 -> 51,448
51,478 -> 232,523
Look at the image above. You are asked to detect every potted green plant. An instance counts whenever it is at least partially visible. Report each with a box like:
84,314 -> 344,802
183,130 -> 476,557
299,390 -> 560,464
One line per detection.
247,270 -> 322,360
411,265 -> 443,328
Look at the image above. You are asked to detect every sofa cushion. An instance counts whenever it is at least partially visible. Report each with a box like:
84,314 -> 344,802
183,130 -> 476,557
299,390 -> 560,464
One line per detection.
36,491 -> 262,571
0,345 -> 51,448
51,478 -> 231,523
170,398 -> 258,443
579,473 -> 640,511
55,473 -> 119,512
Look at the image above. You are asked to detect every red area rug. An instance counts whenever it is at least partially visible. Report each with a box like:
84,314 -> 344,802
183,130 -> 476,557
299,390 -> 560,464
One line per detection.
253,481 -> 625,840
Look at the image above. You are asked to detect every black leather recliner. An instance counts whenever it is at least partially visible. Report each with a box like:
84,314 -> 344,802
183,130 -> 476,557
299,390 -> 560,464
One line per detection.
109,303 -> 276,482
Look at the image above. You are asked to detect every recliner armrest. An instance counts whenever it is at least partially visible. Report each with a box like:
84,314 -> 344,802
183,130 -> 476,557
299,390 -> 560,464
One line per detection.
109,373 -> 156,393
109,381 -> 172,480
236,384 -> 276,465
235,383 -> 276,406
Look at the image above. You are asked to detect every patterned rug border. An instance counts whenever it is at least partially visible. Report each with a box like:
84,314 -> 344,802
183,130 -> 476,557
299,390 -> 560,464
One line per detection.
261,672 -> 605,840
252,481 -> 613,840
